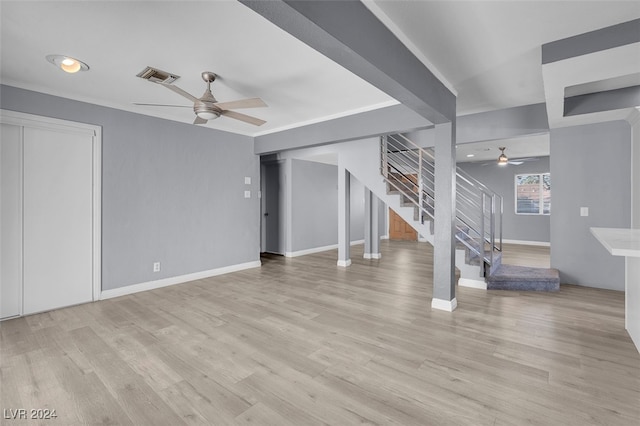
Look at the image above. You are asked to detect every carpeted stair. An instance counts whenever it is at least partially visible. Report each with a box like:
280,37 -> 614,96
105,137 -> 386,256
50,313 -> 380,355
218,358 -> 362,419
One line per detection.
486,264 -> 560,291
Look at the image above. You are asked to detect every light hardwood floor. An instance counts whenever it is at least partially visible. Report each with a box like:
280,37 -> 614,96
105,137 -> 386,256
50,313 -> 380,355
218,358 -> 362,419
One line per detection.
1,240 -> 638,425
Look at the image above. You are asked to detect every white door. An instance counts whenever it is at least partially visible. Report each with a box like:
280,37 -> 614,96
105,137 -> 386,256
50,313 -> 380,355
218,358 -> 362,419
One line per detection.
22,127 -> 94,314
0,123 -> 23,318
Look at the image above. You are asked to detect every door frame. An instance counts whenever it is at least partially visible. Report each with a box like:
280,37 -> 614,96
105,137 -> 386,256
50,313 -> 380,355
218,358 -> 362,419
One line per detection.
260,159 -> 286,255
1,109 -> 102,307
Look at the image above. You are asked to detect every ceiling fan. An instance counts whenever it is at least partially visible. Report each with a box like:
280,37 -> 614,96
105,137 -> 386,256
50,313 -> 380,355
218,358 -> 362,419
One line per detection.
135,71 -> 267,126
480,147 -> 539,166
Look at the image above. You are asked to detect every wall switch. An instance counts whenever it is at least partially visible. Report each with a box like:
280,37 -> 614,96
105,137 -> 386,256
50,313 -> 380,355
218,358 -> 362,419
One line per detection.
580,207 -> 589,217
153,262 -> 161,272
244,177 -> 251,185
244,190 -> 251,198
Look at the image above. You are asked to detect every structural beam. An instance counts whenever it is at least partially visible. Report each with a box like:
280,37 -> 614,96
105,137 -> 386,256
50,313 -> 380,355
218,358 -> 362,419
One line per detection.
564,86 -> 640,117
543,18 -> 640,64
240,0 -> 455,124
254,104 -> 430,155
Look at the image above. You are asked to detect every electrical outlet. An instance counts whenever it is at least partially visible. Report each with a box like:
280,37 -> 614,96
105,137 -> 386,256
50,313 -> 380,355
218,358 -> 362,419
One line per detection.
153,262 -> 161,272
244,190 -> 251,198
580,207 -> 589,217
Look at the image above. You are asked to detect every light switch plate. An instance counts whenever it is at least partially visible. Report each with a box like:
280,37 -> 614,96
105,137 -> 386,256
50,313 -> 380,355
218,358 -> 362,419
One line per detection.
244,190 -> 251,198
244,177 -> 251,185
580,207 -> 589,217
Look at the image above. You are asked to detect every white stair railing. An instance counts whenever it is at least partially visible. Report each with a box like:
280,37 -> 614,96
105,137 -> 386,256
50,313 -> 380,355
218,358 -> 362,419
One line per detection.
381,134 -> 502,271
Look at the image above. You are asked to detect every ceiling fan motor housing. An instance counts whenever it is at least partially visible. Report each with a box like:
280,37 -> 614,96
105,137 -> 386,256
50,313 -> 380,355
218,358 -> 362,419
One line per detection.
194,83 -> 221,120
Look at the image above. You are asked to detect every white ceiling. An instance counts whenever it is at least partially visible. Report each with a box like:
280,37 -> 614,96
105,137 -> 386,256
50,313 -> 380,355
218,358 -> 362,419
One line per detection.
368,0 -> 640,116
0,0 -> 397,136
1,1 -> 639,141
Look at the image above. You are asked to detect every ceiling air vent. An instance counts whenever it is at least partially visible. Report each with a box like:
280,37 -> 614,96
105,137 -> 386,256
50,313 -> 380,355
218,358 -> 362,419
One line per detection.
136,66 -> 179,84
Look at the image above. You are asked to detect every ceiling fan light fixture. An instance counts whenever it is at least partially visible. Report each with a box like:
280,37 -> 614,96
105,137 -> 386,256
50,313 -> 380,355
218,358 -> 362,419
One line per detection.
46,54 -> 89,73
497,147 -> 508,166
196,110 -> 219,120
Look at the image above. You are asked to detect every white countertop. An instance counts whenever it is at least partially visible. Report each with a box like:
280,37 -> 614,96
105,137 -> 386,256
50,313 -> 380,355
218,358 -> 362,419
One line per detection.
591,228 -> 640,257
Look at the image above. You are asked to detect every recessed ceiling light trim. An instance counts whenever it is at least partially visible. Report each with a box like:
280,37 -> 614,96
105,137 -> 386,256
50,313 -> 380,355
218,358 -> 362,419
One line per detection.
46,54 -> 89,73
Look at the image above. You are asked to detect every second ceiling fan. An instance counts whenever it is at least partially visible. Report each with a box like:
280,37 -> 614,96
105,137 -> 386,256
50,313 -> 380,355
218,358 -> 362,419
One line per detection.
136,71 -> 267,126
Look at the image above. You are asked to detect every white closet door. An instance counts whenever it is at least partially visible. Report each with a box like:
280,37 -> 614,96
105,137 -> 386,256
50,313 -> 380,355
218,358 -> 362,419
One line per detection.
23,127 -> 93,315
0,123 -> 23,319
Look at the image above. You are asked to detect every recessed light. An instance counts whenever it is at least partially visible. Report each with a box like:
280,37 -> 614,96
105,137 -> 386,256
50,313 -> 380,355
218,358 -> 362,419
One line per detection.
466,154 -> 475,158
46,54 -> 89,73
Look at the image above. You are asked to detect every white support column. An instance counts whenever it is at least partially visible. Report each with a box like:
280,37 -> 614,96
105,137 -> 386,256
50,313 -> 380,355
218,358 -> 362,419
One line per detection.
432,121 -> 457,311
338,165 -> 351,267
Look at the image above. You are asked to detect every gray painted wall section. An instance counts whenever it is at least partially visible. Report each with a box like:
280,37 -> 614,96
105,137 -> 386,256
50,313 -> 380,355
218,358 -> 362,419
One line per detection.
254,104 -> 429,154
542,18 -> 640,64
456,103 -> 549,144
1,85 -> 260,291
564,86 -> 640,117
550,120 -> 631,290
240,0 -> 455,124
458,157 -> 551,242
290,159 -> 366,252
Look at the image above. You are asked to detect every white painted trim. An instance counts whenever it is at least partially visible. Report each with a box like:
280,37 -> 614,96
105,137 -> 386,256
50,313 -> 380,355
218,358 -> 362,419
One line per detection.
286,244 -> 337,258
381,235 -> 390,240
100,260 -> 262,300
363,253 -> 382,260
285,240 -> 365,258
252,100 -> 400,137
458,278 -> 487,290
92,127 -> 102,303
0,110 -> 97,136
431,297 -> 458,312
337,259 -> 352,267
502,239 -> 550,247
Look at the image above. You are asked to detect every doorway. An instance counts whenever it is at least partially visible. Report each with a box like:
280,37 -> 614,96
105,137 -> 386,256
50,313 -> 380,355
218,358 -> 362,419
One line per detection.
261,160 -> 285,255
389,208 -> 417,241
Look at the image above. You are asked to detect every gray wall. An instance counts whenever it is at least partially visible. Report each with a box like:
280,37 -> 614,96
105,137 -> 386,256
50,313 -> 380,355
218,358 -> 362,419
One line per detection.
458,157 -> 551,243
1,85 -> 260,291
550,120 -> 631,290
290,159 -> 381,253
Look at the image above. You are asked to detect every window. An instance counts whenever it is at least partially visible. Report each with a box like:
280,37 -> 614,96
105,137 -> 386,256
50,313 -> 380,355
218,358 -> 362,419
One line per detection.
515,173 -> 550,215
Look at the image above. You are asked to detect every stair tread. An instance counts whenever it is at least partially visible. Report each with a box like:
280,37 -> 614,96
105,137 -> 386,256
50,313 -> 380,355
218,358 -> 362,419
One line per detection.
487,264 -> 560,291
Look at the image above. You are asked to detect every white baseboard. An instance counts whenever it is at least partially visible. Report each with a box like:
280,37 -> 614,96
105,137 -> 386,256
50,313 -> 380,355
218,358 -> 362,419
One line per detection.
458,278 -> 487,289
100,260 -> 262,300
431,297 -> 458,312
337,259 -> 352,267
363,253 -> 382,259
285,244 -> 337,258
285,239 -> 366,258
381,235 -> 390,240
502,239 -> 550,247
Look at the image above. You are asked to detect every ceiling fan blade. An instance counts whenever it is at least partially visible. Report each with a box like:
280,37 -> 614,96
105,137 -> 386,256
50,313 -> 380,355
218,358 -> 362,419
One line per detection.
193,116 -> 207,125
133,103 -> 192,108
221,110 -> 266,126
214,97 -> 267,110
159,83 -> 199,103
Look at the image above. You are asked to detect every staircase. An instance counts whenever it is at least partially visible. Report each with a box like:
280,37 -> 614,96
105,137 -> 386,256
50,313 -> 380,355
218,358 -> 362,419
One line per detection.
380,134 -> 501,288
378,134 -> 560,291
